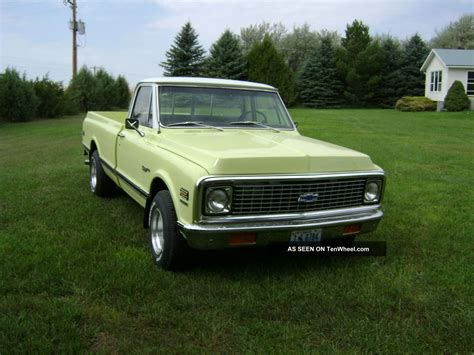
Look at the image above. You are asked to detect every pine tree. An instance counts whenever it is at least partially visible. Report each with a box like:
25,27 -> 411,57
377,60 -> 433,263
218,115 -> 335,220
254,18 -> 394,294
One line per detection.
375,36 -> 404,107
400,34 -> 429,96
206,30 -> 246,80
337,20 -> 385,106
298,36 -> 343,108
247,35 -> 296,105
115,75 -> 131,109
160,22 -> 206,77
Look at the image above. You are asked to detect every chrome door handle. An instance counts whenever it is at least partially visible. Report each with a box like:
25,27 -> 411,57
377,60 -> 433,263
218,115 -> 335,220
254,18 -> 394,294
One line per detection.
117,133 -> 125,138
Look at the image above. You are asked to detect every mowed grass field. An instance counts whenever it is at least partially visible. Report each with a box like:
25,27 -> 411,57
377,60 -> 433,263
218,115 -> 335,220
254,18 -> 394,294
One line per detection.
1,109 -> 473,352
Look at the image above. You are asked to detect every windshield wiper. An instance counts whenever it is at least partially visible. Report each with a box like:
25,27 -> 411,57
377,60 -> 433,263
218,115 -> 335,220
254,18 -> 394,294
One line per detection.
230,121 -> 280,132
165,121 -> 223,131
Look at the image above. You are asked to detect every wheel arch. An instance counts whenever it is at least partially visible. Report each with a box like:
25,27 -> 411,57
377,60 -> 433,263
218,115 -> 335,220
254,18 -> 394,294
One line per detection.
144,176 -> 170,228
89,140 -> 98,157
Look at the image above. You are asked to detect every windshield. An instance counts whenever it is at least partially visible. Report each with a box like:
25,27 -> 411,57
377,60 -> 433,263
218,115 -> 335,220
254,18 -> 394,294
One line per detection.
159,86 -> 294,129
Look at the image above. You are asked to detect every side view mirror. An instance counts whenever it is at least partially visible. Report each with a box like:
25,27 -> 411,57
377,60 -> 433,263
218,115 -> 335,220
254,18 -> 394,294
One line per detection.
294,121 -> 299,128
125,118 -> 145,137
126,118 -> 139,129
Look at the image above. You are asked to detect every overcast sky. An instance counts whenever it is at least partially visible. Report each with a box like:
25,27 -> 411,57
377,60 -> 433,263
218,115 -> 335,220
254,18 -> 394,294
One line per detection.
0,0 -> 472,86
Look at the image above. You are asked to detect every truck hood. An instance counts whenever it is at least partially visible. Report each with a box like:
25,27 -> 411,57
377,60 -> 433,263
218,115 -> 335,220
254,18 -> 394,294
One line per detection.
158,129 -> 377,175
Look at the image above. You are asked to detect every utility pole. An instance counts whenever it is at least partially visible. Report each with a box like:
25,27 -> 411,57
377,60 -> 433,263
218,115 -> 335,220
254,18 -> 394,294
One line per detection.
71,0 -> 77,77
64,0 -> 85,78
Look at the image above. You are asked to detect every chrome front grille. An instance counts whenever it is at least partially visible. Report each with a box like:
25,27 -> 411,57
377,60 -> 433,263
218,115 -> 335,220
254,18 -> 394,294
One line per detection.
232,178 -> 367,215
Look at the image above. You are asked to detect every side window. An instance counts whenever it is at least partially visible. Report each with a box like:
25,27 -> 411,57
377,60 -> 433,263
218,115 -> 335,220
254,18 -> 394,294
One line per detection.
132,86 -> 152,127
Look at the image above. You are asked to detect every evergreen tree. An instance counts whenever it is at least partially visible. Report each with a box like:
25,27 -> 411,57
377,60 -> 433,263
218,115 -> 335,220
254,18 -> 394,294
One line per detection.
115,75 -> 131,109
400,34 -> 429,96
247,35 -> 296,106
337,20 -> 371,105
66,66 -> 99,111
206,30 -> 246,80
374,36 -> 404,107
341,20 -> 371,59
160,22 -> 206,77
32,75 -> 65,118
298,36 -> 343,108
337,20 -> 384,106
96,68 -> 116,110
0,68 -> 38,122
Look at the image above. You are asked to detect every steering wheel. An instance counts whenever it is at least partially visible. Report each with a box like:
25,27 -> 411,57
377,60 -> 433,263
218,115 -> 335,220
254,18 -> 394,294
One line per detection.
240,110 -> 268,123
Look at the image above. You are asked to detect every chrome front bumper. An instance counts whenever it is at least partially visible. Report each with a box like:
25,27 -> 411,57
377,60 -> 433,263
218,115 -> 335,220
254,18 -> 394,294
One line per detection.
178,206 -> 383,249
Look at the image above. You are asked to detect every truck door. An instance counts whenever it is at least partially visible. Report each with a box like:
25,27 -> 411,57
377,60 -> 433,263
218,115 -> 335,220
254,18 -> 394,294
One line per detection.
115,84 -> 155,206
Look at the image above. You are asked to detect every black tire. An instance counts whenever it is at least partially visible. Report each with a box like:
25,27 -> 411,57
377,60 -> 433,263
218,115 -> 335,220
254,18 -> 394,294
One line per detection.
89,150 -> 115,197
148,190 -> 190,270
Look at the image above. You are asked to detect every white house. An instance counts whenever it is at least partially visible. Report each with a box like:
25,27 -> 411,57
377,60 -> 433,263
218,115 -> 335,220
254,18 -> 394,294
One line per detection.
420,48 -> 474,110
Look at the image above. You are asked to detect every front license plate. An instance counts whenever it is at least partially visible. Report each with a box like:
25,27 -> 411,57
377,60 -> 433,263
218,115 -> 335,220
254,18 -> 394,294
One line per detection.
290,229 -> 322,244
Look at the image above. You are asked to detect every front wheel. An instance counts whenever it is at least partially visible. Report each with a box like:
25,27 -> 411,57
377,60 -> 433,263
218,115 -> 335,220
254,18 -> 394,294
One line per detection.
149,190 -> 189,270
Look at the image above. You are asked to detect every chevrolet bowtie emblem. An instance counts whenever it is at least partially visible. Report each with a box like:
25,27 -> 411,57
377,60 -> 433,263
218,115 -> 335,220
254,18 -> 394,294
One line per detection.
298,193 -> 319,203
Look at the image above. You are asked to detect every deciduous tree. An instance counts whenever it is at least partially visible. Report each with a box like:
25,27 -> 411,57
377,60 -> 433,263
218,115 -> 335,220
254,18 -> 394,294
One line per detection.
430,14 -> 474,49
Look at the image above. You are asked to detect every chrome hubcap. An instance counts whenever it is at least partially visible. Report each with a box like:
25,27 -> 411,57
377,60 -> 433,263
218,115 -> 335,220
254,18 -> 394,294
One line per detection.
150,207 -> 164,259
90,157 -> 97,191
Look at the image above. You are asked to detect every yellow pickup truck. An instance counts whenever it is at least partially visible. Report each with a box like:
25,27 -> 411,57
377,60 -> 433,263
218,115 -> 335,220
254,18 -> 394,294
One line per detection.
82,77 -> 385,269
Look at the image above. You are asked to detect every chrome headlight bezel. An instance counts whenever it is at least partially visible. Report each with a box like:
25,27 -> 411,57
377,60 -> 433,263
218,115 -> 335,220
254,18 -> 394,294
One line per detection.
204,186 -> 233,215
364,180 -> 382,203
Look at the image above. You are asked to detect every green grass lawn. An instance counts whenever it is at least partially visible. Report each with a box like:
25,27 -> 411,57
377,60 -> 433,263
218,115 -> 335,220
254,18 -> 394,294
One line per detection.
1,109 -> 473,352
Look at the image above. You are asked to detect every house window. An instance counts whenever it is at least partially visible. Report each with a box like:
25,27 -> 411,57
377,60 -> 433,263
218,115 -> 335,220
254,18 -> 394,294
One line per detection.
430,71 -> 442,92
467,72 -> 474,96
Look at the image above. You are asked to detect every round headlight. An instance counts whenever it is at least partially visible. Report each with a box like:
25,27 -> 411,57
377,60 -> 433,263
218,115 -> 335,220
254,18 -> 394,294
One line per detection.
364,181 -> 380,202
207,188 -> 230,213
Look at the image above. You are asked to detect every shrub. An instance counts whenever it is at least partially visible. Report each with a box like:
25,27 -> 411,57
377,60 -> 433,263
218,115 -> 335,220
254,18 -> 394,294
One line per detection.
395,96 -> 436,112
444,80 -> 470,112
66,66 -> 98,112
96,68 -> 116,110
66,66 -> 131,111
32,75 -> 65,118
0,68 -> 38,122
115,75 -> 131,109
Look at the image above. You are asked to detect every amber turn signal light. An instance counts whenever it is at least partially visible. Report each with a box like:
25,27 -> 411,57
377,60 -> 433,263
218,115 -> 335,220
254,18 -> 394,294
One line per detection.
342,224 -> 362,235
229,233 -> 257,246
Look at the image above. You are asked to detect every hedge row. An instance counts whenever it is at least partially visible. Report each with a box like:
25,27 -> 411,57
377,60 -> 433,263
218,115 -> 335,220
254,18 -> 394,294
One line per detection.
0,66 -> 131,122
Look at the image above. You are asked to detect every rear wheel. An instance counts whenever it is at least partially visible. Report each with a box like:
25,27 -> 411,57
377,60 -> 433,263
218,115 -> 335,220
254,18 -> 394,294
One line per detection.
149,190 -> 189,270
90,150 -> 115,197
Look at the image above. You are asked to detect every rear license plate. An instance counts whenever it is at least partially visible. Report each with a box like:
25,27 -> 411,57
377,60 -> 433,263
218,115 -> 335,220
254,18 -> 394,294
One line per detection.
290,229 -> 322,244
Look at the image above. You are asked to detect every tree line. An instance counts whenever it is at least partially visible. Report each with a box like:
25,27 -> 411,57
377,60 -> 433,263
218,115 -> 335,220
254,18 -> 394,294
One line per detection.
160,14 -> 473,107
0,66 -> 131,122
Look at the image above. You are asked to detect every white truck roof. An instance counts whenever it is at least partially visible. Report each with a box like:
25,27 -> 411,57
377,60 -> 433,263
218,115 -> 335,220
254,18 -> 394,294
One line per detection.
140,77 -> 277,91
